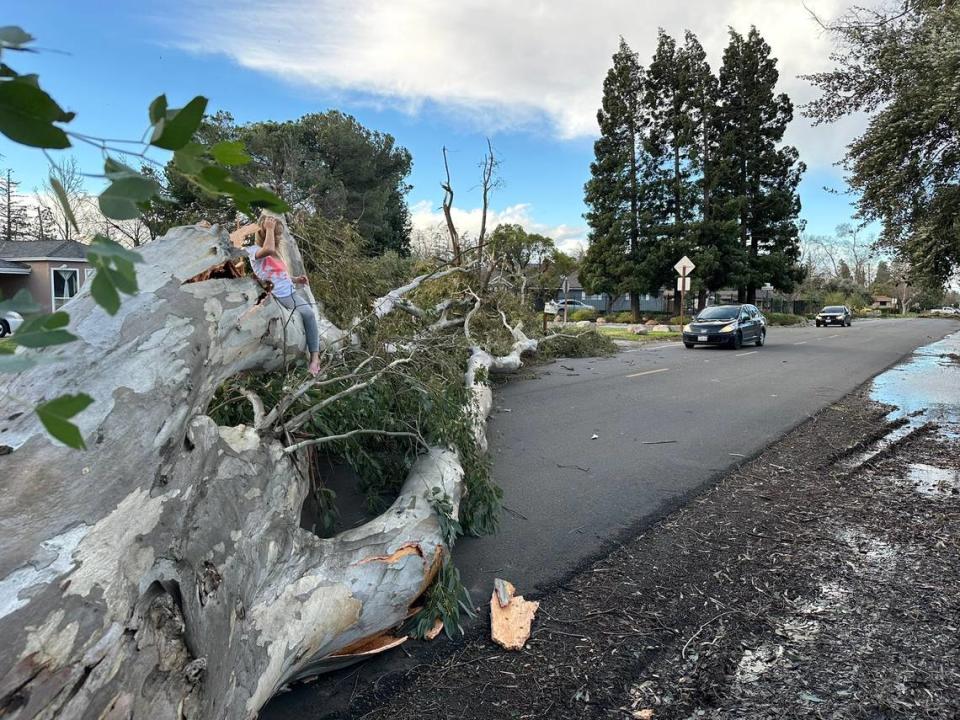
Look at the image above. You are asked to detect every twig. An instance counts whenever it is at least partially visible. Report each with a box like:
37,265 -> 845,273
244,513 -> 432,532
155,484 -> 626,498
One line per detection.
284,429 -> 423,455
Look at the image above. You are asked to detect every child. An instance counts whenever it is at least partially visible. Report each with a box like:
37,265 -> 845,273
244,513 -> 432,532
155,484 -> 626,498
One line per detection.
244,216 -> 322,376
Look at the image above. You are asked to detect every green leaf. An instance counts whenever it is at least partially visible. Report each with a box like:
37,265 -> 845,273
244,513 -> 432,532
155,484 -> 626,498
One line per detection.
0,79 -> 74,148
89,268 -> 120,314
0,288 -> 41,314
12,311 -> 76,348
211,141 -> 250,166
148,94 -> 167,125
173,142 -> 206,175
35,393 -> 93,449
86,235 -> 143,264
0,26 -> 34,51
103,157 -> 141,180
151,96 -> 207,150
98,173 -> 161,220
50,177 -> 79,230
85,236 -> 142,315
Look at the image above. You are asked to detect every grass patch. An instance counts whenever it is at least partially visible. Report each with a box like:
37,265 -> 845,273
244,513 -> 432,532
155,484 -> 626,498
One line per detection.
599,327 -> 681,343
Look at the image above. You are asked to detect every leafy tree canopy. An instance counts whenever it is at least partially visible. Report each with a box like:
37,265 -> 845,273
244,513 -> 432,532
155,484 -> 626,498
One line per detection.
804,1 -> 960,283
145,110 -> 413,256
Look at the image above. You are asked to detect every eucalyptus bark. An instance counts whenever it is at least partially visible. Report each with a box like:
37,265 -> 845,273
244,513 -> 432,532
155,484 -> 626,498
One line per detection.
0,223 -> 518,719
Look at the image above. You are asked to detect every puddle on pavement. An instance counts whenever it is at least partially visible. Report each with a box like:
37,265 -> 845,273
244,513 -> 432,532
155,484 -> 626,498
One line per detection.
869,331 -> 960,438
846,331 -> 960,468
906,463 -> 960,498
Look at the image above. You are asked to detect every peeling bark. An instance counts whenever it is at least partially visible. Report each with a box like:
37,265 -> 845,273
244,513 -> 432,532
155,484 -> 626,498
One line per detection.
0,224 -> 479,719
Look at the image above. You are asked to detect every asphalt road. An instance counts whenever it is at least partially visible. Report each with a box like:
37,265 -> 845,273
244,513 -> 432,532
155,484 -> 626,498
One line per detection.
454,318 -> 956,599
264,318 -> 956,718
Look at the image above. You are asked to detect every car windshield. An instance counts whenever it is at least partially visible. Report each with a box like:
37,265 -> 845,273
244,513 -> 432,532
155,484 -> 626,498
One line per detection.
823,306 -> 845,313
696,306 -> 740,320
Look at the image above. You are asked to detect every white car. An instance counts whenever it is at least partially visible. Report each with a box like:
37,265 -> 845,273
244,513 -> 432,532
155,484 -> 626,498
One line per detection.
937,306 -> 960,316
0,310 -> 23,338
545,299 -> 594,316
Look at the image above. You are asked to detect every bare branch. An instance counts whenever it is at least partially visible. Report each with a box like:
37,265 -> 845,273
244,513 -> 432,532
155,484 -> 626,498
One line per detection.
241,389 -> 266,428
441,146 -> 463,266
284,429 -> 423,455
285,357 -> 413,433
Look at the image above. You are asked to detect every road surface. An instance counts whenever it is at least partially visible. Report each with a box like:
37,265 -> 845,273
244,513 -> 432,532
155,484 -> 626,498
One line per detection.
263,318 -> 955,718
455,318 -> 955,598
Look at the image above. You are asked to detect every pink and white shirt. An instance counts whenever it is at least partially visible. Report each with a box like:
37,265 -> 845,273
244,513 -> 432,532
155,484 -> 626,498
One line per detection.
245,246 -> 294,298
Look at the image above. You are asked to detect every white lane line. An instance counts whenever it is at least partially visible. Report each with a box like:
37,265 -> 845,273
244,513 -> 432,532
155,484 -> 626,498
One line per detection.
736,351 -> 758,357
626,367 -> 670,378
826,334 -> 841,339
793,340 -> 808,345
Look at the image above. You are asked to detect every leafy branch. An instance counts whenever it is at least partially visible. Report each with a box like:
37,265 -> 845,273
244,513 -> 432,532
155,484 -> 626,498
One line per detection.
0,24 -> 289,448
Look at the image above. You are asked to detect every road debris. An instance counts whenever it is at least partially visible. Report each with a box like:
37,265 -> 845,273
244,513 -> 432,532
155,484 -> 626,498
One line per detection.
490,579 -> 539,651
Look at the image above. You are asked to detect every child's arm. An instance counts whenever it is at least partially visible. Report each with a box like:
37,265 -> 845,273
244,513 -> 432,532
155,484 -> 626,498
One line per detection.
255,217 -> 279,259
229,222 -> 260,248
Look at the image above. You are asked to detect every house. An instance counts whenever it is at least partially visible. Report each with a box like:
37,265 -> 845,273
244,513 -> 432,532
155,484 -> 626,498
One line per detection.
871,295 -> 898,310
553,273 -> 667,313
0,240 -> 92,314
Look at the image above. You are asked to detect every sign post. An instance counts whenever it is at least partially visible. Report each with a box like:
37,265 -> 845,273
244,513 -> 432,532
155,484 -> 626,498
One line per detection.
561,275 -> 570,324
673,256 -> 695,328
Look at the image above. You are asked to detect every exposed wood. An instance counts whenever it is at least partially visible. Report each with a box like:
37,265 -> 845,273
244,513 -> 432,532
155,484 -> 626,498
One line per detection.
0,211 -> 552,717
489,580 -> 539,651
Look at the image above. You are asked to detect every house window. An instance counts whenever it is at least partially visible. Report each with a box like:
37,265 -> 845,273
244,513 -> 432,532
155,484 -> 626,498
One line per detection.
52,268 -> 80,309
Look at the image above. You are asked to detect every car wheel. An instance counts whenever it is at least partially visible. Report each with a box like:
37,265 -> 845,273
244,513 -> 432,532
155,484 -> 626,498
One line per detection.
846,318 -> 852,326
755,329 -> 765,347
684,342 -> 694,349
732,331 -> 742,350
815,321 -> 821,327
0,319 -> 8,338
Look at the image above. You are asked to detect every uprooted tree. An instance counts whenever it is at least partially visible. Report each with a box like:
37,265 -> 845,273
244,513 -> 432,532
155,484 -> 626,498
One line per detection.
0,192 -> 609,718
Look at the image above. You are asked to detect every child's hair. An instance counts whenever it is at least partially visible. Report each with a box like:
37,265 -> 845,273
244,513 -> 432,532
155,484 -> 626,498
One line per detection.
256,215 -> 289,267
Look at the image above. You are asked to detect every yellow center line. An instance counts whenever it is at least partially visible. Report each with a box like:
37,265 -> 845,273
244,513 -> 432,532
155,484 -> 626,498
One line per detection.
625,367 -> 670,379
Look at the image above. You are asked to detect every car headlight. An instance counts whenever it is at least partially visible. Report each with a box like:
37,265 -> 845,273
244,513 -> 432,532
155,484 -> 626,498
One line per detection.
683,324 -> 692,332
719,323 -> 736,333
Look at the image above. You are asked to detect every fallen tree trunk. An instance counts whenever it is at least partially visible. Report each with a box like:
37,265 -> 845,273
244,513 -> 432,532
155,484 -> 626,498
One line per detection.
0,224 -> 482,719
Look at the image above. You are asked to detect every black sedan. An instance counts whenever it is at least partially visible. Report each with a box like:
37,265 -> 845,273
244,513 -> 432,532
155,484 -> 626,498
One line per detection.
815,305 -> 852,327
682,304 -> 766,349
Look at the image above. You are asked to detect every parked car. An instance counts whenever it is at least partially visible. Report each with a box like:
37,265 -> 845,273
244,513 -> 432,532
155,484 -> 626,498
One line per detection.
682,304 -> 766,349
545,299 -> 594,316
0,310 -> 23,338
815,305 -> 852,326
932,306 -> 960,316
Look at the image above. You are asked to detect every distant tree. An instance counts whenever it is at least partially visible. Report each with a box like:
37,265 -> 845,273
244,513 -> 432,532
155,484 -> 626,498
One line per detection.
716,27 -> 805,302
837,259 -> 852,280
488,223 -> 555,304
804,1 -> 960,284
872,260 -> 893,295
582,38 -> 646,319
0,167 -> 31,241
145,111 -> 413,255
38,157 -> 88,241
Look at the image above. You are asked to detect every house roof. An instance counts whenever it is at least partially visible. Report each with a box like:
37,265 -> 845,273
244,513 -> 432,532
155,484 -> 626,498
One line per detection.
0,239 -> 90,261
0,258 -> 31,275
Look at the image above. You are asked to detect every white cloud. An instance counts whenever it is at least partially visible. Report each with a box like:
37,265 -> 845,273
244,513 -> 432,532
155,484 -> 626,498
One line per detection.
409,200 -> 587,257
173,0 -> 856,167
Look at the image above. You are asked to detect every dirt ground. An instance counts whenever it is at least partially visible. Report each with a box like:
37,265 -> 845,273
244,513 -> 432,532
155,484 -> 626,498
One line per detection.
298,374 -> 959,719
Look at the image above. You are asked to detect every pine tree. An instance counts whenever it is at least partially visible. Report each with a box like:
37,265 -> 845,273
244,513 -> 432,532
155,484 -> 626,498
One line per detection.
716,28 -> 805,302
639,30 -> 697,309
0,168 -> 31,241
582,38 -> 646,319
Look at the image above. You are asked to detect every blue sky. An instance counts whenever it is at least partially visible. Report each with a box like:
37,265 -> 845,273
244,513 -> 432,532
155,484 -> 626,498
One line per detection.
3,1 -> 862,252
